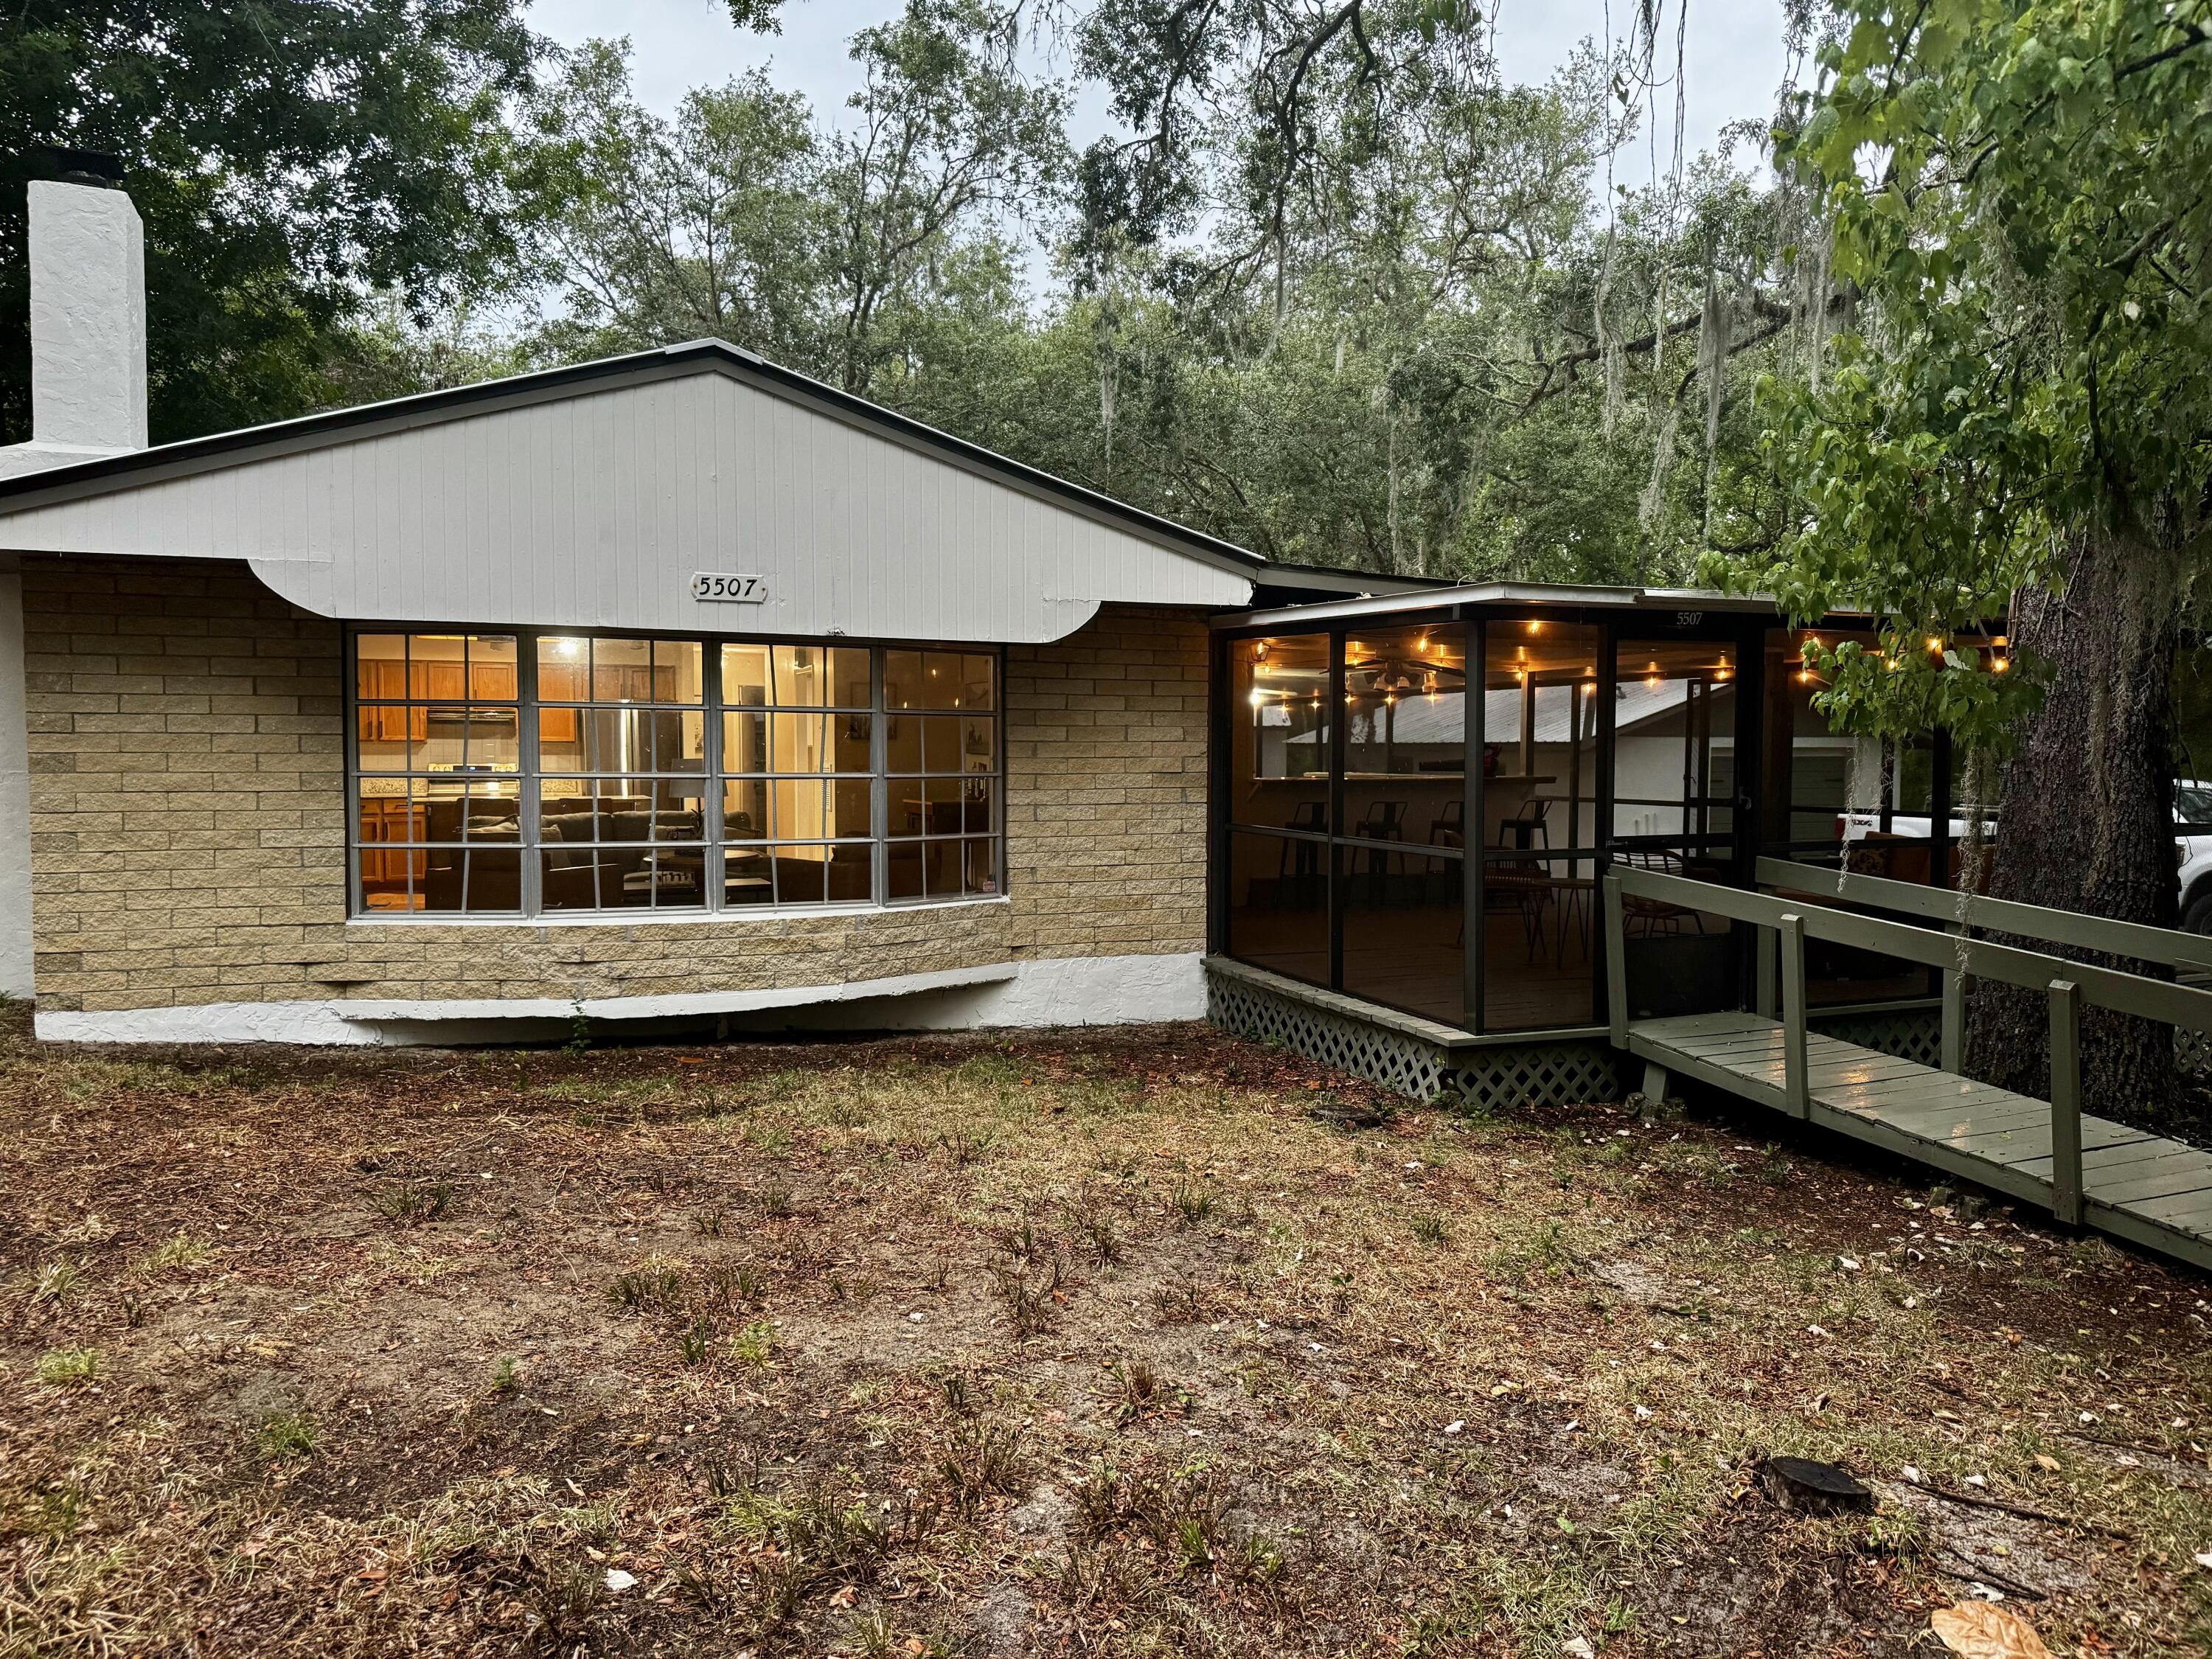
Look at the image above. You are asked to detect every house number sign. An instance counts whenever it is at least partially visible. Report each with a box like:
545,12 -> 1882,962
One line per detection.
691,572 -> 769,603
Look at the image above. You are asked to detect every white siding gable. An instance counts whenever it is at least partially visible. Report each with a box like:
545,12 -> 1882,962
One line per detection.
0,360 -> 1252,641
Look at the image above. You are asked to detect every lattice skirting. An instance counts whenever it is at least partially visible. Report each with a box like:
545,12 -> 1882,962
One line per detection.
1806,1006 -> 1943,1067
1205,965 -> 1625,1110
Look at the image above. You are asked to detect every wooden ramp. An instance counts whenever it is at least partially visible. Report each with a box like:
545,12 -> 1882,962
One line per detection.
1606,861 -> 2212,1277
1630,1010 -> 2212,1273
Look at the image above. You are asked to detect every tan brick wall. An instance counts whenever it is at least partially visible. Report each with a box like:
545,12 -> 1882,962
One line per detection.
21,557 -> 1211,1015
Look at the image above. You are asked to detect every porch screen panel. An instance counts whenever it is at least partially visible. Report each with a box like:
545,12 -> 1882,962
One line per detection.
1481,619 -> 1599,1032
1340,625 -> 1466,1025
1229,633 -> 1332,832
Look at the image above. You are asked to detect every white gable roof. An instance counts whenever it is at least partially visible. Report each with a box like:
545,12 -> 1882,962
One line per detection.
0,341 -> 1258,642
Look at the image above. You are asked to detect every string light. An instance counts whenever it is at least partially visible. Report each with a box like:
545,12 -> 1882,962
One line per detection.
1526,621 -> 1542,636
1252,641 -> 1270,662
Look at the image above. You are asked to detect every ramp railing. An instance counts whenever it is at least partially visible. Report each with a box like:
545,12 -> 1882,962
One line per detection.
1602,863 -> 2212,1223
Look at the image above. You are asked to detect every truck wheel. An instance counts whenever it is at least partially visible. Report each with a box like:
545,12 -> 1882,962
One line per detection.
2186,892 -> 2212,935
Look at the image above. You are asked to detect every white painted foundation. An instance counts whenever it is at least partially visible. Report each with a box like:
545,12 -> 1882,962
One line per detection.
32,952 -> 1208,1046
0,557 -> 28,998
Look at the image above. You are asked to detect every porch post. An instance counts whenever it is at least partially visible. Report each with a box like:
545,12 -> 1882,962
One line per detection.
1463,611 -> 1484,1032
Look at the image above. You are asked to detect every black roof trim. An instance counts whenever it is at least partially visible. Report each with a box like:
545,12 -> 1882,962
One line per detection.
0,338 -> 1269,573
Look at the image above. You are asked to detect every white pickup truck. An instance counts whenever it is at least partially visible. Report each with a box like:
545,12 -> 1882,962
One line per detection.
1842,781 -> 2212,932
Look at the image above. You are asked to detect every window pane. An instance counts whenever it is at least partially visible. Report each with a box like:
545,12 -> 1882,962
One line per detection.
832,713 -> 873,773
960,778 -> 994,834
467,636 -> 518,700
538,637 -> 590,701
771,777 -> 827,839
406,635 -> 469,700
960,654 -> 995,712
584,708 -> 648,773
672,711 -> 707,771
922,777 -> 966,834
723,711 -> 769,774
723,846 -> 774,905
466,849 -> 521,913
922,716 -> 964,774
775,645 -> 852,708
924,651 -> 965,711
830,778 -> 872,838
593,637 -> 652,702
629,849 -> 706,909
886,714 -> 921,774
959,717 -> 996,775
538,708 -> 585,772
887,840 -> 923,900
655,640 -> 704,703
355,633 -> 407,702
459,789 -> 522,841
884,650 -> 925,712
462,706 -> 520,772
830,650 -> 872,709
355,704 -> 417,772
921,837 -> 962,898
540,848 -> 602,911
828,843 -> 873,902
773,846 -> 828,905
721,644 -> 771,707
723,778 -> 769,841
962,838 -> 998,897
772,712 -> 827,774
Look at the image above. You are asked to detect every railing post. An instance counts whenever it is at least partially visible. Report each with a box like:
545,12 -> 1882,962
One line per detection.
1604,869 -> 1628,1046
2048,979 -> 2083,1226
1780,912 -> 1809,1119
1941,959 -> 1965,1074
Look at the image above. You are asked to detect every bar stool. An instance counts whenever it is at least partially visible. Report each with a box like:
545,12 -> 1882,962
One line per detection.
1497,796 -> 1551,852
1275,799 -> 1326,905
1352,799 -> 1408,902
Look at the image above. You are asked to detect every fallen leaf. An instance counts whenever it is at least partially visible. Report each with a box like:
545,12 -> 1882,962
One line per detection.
2033,1455 -> 2059,1472
1931,1601 -> 2053,1658
603,1568 -> 637,1593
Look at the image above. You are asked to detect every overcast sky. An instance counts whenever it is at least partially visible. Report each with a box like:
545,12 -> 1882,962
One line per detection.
525,0 -> 1795,193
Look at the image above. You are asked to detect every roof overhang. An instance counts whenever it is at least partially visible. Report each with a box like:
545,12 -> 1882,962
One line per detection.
1214,582 -> 1798,630
0,339 -> 1261,644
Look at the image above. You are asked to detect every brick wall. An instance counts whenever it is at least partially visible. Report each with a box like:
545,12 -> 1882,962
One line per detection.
20,557 -> 1211,1015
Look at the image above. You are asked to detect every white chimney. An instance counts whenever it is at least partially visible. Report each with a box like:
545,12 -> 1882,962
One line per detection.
0,175 -> 148,479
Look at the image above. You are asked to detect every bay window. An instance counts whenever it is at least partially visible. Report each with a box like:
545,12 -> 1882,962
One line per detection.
349,630 -> 1002,917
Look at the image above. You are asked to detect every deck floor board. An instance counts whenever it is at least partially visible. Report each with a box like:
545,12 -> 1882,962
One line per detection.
1630,1009 -> 2212,1271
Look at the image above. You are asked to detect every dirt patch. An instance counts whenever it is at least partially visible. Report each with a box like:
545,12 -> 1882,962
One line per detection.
2,1018 -> 2208,1656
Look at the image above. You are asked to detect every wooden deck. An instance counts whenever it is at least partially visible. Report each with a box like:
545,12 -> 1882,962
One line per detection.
1628,1009 -> 2212,1273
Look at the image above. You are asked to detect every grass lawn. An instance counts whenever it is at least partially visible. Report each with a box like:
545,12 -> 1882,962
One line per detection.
3,1015 -> 2211,1658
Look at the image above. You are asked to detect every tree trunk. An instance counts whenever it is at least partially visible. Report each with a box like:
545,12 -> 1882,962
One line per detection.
1964,523 -> 2183,1130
